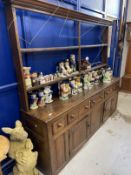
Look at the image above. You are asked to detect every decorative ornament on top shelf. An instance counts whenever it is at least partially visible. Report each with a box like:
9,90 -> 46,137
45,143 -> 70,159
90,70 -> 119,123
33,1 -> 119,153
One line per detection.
81,56 -> 91,70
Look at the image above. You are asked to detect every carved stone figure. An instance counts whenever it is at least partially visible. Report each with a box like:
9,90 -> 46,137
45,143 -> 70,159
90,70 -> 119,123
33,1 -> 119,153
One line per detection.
0,135 -> 10,162
2,121 -> 39,175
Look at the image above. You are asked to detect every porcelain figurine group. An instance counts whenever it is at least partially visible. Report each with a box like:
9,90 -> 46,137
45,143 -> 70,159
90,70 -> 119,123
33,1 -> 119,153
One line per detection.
59,67 -> 113,101
57,54 -> 78,77
23,54 -> 78,90
29,86 -> 53,110
23,67 -> 57,90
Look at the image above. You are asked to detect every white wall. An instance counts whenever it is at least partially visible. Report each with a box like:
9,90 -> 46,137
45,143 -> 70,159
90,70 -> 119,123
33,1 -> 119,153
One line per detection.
120,0 -> 131,77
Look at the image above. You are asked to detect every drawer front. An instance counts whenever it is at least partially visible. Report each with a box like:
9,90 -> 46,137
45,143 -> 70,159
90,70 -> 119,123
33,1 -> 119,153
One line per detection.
113,82 -> 119,91
105,86 -> 113,99
91,92 -> 104,108
22,118 -> 44,137
68,107 -> 79,124
79,99 -> 90,119
53,114 -> 67,135
105,82 -> 119,99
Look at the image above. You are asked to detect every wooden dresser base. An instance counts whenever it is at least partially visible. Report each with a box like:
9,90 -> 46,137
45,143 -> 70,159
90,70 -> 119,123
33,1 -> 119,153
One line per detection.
21,78 -> 120,175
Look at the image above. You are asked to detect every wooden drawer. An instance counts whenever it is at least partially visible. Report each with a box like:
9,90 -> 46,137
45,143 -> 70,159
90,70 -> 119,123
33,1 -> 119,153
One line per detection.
105,83 -> 119,99
22,118 -> 44,137
52,114 -> 67,135
105,86 -> 113,99
91,92 -> 104,108
68,107 -> 79,124
113,82 -> 119,91
79,99 -> 90,119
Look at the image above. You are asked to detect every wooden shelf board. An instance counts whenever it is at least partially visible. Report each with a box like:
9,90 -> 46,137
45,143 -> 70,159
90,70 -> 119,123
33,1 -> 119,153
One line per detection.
21,44 -> 108,53
26,64 -> 107,92
5,0 -> 112,26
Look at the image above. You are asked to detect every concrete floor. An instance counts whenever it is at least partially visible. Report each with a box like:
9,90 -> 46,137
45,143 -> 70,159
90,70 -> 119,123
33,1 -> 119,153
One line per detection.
57,92 -> 131,175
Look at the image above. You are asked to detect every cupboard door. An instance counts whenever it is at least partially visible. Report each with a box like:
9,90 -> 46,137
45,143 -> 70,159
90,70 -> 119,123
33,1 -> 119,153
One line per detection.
90,103 -> 104,135
53,132 -> 69,173
111,92 -> 118,115
103,99 -> 112,122
69,116 -> 90,157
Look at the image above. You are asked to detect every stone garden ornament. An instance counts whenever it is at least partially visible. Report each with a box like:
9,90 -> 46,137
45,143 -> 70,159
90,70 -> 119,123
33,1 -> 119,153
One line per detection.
2,120 -> 39,175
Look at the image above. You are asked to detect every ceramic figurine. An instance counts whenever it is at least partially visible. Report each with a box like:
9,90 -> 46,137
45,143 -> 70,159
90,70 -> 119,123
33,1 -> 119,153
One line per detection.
83,74 -> 91,90
23,67 -> 32,89
70,54 -> 77,73
65,59 -> 72,74
49,74 -> 54,81
88,71 -> 94,88
92,71 -> 99,85
29,93 -> 38,110
59,82 -> 71,100
31,73 -> 39,86
38,91 -> 45,107
44,86 -> 53,104
81,57 -> 91,70
103,67 -> 113,83
38,72 -> 45,85
57,62 -> 69,77
2,121 -> 39,175
70,79 -> 78,95
75,76 -> 83,93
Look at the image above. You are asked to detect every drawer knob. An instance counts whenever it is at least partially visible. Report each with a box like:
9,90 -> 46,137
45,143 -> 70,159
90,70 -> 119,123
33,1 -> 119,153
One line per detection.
70,114 -> 75,119
85,106 -> 89,109
57,123 -> 63,128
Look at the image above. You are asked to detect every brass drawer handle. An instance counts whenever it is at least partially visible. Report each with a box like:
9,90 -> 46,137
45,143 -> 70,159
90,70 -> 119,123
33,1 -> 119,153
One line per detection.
106,90 -> 112,94
70,114 -> 75,119
57,123 -> 64,128
92,97 -> 103,104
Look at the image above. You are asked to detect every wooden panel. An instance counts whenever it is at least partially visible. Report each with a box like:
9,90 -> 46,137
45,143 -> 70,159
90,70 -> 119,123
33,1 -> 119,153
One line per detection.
110,92 -> 118,115
79,99 -> 90,119
5,0 -> 112,26
52,133 -> 69,173
90,103 -> 104,135
103,99 -> 112,122
69,116 -> 90,156
90,91 -> 104,108
5,6 -> 29,111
